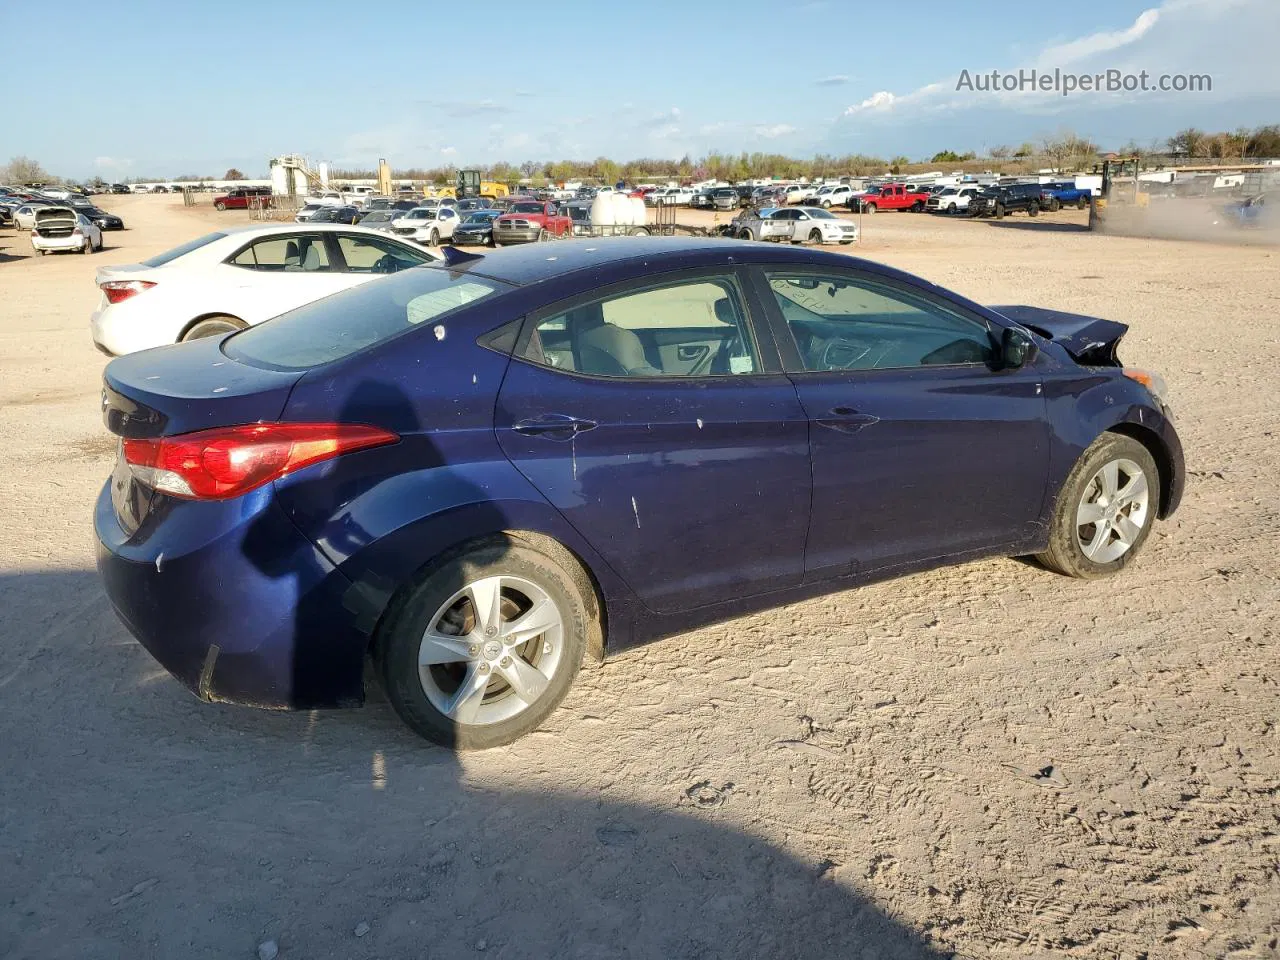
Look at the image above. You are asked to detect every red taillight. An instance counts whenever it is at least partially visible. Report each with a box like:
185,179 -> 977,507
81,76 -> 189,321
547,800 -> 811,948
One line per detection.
121,422 -> 398,500
100,280 -> 156,304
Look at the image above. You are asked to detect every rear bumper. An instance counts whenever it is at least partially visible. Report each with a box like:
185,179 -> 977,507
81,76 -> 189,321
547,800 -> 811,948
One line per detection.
32,234 -> 86,251
94,482 -> 370,709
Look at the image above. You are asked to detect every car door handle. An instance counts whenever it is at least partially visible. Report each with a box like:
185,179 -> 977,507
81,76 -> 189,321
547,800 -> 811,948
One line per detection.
817,407 -> 880,434
512,414 -> 597,441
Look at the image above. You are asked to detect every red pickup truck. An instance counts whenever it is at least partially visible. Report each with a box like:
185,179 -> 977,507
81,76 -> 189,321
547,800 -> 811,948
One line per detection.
213,186 -> 273,211
492,200 -> 573,245
852,184 -> 930,213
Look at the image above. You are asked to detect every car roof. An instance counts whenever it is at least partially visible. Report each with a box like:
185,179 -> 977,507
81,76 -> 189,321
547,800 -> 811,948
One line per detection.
449,236 -> 896,287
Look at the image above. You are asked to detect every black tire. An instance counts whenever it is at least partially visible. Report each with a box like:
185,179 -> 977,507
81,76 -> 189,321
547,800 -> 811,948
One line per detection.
911,201 -> 924,212
863,202 -> 876,214
375,538 -> 590,749
737,228 -> 753,240
808,228 -> 822,244
181,315 -> 246,341
630,227 -> 649,237
1027,202 -> 1039,217
1078,196 -> 1089,209
946,203 -> 956,213
81,236 -> 92,254
994,203 -> 1006,219
214,201 -> 226,211
1036,433 -> 1161,579
537,228 -> 548,242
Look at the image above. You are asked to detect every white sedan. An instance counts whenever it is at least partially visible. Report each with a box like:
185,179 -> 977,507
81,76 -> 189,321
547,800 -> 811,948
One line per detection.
89,224 -> 441,356
390,206 -> 461,246
31,207 -> 103,254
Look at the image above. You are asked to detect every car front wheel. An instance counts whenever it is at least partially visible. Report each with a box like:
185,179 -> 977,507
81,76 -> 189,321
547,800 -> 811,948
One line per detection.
1037,433 -> 1160,579
376,538 -> 589,749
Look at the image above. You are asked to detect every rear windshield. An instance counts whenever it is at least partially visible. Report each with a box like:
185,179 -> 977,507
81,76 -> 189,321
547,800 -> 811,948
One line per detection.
223,267 -> 508,370
142,232 -> 227,267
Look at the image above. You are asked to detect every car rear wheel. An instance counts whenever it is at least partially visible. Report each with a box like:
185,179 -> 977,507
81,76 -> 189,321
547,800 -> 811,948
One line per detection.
181,315 -> 246,341
214,201 -> 226,211
911,201 -> 924,212
376,538 -> 589,749
1078,197 -> 1089,209
1036,433 -> 1160,579
863,203 -> 876,214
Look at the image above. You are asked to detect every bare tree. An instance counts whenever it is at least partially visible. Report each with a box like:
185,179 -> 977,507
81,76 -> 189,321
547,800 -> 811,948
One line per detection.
1165,128 -> 1205,159
5,156 -> 50,183
988,144 -> 1012,160
223,168 -> 245,181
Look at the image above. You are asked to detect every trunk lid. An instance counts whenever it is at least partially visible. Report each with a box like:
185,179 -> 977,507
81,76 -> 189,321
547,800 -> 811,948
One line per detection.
33,206 -> 78,237
102,337 -> 306,535
992,305 -> 1128,366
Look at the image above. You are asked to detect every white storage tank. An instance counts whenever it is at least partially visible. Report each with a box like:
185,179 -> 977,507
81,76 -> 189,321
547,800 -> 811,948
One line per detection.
611,192 -> 632,225
630,196 -> 646,227
590,192 -> 615,226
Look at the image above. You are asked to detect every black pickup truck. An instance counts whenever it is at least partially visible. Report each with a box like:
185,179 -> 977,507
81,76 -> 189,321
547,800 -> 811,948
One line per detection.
968,182 -> 1042,218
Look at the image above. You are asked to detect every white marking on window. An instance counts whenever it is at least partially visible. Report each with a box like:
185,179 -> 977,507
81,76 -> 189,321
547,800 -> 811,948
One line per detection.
434,325 -> 447,341
631,496 -> 641,528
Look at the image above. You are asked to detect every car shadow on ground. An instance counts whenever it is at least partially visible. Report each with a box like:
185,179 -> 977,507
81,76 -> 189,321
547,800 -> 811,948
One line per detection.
977,219 -> 1091,233
0,566 -> 948,959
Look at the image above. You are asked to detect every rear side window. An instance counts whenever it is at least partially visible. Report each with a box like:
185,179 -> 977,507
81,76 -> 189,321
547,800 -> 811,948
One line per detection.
141,232 -> 227,267
230,235 -> 330,272
224,267 -> 506,370
519,275 -> 759,378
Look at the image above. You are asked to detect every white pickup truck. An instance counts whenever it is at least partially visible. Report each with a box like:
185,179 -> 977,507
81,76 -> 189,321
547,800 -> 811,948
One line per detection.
925,185 -> 982,214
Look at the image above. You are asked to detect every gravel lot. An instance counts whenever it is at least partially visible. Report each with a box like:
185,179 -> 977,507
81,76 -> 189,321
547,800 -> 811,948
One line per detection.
1,194 -> 1277,959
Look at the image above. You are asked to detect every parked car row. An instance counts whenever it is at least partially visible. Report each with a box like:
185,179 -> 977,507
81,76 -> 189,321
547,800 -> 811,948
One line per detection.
1,184 -> 126,254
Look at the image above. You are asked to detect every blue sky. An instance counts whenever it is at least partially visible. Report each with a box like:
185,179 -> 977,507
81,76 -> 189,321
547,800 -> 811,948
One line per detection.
5,0 -> 1276,179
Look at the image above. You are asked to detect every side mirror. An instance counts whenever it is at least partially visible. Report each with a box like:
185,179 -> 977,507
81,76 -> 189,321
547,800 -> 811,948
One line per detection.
1000,326 -> 1037,369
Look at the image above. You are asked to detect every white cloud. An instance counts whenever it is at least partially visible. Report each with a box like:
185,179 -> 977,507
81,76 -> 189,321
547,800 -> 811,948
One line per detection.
440,146 -> 457,155
755,124 -> 797,139
844,91 -> 899,115
1035,8 -> 1160,67
94,156 -> 134,171
836,0 -> 1277,125
650,125 -> 681,141
815,75 -> 850,86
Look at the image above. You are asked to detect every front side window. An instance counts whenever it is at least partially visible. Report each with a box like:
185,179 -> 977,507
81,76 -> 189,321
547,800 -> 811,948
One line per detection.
765,270 -> 994,371
519,275 -> 759,378
336,234 -> 433,273
230,234 -> 331,272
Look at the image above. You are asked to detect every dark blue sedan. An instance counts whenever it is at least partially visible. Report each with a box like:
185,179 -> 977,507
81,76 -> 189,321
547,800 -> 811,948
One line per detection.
95,238 -> 1183,749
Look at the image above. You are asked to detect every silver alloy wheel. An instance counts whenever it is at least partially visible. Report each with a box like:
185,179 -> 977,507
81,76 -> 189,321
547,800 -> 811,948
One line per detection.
417,575 -> 565,726
1076,457 -> 1150,563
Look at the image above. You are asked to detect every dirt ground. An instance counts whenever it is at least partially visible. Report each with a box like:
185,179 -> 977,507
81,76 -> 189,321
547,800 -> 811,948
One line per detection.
1,194 -> 1277,960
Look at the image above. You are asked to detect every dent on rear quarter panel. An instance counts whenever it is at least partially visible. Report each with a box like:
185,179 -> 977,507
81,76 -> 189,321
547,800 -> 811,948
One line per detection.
269,295 -> 638,649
